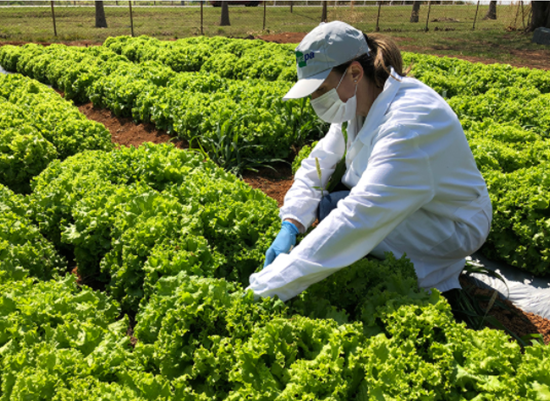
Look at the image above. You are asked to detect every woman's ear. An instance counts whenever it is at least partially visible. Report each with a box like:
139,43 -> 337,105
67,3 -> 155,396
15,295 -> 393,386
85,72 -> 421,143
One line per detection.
349,61 -> 364,83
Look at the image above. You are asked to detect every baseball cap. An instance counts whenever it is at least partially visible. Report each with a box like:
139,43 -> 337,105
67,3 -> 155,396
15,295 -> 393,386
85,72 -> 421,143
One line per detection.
283,21 -> 370,101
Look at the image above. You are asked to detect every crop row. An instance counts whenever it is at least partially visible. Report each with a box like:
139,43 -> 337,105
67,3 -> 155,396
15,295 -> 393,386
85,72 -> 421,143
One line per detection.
101,35 -> 550,99
102,35 -> 297,81
102,35 -> 550,100
3,140 -> 550,399
0,43 -> 325,171
0,74 -> 113,193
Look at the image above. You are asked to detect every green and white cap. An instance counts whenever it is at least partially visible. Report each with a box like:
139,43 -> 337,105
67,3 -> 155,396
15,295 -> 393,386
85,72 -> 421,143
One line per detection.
283,21 -> 370,101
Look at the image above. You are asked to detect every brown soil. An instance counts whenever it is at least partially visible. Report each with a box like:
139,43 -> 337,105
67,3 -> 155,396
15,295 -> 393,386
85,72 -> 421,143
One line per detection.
259,32 -> 550,71
461,277 -> 550,345
0,40 -> 102,47
77,102 -> 187,149
259,32 -> 308,44
242,166 -> 293,207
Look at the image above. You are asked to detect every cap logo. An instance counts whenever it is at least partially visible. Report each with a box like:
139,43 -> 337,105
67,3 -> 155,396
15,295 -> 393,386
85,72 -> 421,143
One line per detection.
296,51 -> 315,68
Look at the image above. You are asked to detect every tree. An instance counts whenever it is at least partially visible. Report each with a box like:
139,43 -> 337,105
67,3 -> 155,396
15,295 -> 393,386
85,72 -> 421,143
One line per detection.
220,1 -> 230,26
410,2 -> 421,23
95,1 -> 108,28
484,0 -> 497,20
529,1 -> 550,31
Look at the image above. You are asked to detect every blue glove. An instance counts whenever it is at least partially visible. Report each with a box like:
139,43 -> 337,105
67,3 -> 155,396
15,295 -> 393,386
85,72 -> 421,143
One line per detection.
263,221 -> 300,268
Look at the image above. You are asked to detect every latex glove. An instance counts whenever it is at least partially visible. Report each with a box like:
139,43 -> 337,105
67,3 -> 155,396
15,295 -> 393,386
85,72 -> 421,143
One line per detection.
263,221 -> 300,268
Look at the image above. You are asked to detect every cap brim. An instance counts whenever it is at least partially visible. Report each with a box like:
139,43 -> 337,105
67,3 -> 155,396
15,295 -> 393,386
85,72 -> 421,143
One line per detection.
282,68 -> 331,101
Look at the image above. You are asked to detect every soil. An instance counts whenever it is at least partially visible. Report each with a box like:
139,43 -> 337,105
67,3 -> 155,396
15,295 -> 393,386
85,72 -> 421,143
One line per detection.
0,40 -> 102,47
241,166 -> 293,207
461,276 -> 550,345
77,102 -> 187,149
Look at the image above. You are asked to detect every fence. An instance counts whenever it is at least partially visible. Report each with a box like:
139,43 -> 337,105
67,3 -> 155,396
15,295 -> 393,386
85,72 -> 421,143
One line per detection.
0,1 -> 532,43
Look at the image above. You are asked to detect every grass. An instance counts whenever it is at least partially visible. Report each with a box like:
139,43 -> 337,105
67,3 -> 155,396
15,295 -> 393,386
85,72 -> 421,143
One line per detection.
0,3 -> 548,67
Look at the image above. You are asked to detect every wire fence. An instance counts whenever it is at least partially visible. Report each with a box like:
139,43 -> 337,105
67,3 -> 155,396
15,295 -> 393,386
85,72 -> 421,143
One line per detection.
0,1 -> 532,43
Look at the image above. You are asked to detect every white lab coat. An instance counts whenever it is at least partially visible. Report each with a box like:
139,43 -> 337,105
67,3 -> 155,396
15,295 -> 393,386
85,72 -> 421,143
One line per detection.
247,68 -> 492,302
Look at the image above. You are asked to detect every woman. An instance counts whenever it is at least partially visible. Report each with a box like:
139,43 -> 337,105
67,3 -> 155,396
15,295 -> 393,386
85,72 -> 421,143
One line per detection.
246,21 -> 492,302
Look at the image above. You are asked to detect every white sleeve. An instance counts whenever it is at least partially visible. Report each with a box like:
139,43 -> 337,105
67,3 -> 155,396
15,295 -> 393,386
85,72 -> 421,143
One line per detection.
248,124 -> 435,301
279,123 -> 346,232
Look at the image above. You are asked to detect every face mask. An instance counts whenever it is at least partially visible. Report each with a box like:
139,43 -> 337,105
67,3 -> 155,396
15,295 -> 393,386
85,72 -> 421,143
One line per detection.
310,69 -> 358,124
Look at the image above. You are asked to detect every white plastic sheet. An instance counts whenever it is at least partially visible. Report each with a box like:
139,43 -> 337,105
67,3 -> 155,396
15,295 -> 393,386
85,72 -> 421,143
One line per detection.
466,251 -> 550,320
0,65 -> 16,75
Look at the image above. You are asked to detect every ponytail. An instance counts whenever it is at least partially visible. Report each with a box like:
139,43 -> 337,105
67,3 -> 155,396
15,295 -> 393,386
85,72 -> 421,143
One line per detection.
333,33 -> 410,88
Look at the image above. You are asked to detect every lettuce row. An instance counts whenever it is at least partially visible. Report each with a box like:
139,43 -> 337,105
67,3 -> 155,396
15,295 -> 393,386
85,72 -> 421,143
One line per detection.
131,257 -> 550,400
0,183 -> 65,283
0,74 -> 113,193
0,275 -> 170,401
0,44 -> 326,161
403,52 -> 550,98
28,144 -> 280,312
102,35 -> 297,82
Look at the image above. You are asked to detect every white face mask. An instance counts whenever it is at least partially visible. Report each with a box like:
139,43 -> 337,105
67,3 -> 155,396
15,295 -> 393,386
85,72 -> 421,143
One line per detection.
310,69 -> 358,124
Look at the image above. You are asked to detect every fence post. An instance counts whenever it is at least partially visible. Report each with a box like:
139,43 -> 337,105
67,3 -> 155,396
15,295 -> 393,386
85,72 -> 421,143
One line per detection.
129,1 -> 135,37
472,0 -> 480,30
521,0 -> 525,30
513,2 -> 521,29
263,1 -> 266,30
321,1 -> 327,22
424,1 -> 431,32
290,1 -> 293,13
200,0 -> 204,35
375,2 -> 381,32
50,1 -> 57,37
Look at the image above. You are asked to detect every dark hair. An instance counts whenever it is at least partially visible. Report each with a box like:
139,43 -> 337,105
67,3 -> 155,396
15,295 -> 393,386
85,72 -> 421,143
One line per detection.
333,33 -> 409,88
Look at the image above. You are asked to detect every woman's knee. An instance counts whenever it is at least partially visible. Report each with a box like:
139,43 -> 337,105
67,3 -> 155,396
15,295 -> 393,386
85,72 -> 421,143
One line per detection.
317,190 -> 350,222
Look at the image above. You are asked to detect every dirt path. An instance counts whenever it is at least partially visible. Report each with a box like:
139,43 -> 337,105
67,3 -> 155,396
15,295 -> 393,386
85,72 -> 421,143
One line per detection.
78,103 -> 187,149
77,101 -> 293,207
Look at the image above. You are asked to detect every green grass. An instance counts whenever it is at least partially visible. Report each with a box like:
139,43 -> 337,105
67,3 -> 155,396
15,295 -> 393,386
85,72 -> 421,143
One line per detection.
0,3 -> 547,67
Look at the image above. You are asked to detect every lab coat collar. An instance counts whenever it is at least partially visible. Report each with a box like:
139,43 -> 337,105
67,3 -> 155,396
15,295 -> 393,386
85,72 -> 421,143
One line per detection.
356,66 -> 403,145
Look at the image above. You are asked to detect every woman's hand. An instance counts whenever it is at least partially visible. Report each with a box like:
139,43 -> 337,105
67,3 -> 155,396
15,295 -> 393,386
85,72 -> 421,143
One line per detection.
263,221 -> 301,268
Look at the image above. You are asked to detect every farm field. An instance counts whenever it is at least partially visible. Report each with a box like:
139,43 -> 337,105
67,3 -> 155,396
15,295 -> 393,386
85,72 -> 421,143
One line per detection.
1,3 -> 550,69
1,36 -> 550,399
